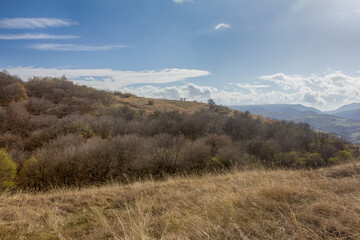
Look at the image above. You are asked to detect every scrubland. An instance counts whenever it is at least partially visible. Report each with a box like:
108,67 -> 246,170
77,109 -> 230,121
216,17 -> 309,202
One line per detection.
0,72 -> 359,239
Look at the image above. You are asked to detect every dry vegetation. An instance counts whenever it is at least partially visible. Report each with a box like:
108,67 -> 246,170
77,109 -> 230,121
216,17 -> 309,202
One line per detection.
115,96 -> 209,114
1,162 -> 360,240
1,72 -> 359,239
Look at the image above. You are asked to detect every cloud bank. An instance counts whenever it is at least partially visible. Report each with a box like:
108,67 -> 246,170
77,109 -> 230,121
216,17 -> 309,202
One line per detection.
0,18 -> 77,29
4,66 -> 359,111
121,71 -> 360,111
4,66 -> 211,88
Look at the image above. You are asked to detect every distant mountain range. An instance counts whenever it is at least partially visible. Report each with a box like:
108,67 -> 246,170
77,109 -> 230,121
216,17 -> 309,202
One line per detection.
229,103 -> 360,144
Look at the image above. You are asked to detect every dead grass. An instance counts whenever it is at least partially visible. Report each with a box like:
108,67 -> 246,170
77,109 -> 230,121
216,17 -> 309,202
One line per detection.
114,96 -> 272,123
1,162 -> 360,239
115,96 -> 211,114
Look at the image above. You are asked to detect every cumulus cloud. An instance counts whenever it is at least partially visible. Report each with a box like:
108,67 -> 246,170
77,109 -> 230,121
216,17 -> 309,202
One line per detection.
259,71 -> 360,109
4,65 -> 359,110
214,23 -> 230,30
118,71 -> 360,111
4,66 -> 211,88
0,18 -> 77,29
27,44 -> 126,51
0,33 -> 80,40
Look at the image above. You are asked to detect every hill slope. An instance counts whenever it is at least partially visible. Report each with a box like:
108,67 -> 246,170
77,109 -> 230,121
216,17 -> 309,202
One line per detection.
1,162 -> 359,240
230,104 -> 360,144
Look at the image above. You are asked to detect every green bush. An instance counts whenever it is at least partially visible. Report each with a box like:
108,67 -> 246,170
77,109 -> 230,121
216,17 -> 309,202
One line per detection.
274,151 -> 301,168
299,153 -> 325,168
328,149 -> 352,165
0,149 -> 17,191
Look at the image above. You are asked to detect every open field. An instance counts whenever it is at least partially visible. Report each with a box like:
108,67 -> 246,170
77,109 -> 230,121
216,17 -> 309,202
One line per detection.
1,162 -> 359,240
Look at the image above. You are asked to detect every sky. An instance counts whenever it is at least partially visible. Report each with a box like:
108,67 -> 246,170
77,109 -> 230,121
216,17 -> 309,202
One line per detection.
1,0 -> 360,111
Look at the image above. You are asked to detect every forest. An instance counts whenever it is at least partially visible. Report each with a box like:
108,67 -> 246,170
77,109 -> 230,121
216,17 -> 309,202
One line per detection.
0,71 -> 354,191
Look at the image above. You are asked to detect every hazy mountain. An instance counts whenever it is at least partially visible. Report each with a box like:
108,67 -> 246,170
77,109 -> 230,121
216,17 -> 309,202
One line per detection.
330,109 -> 360,122
229,104 -> 360,144
325,103 -> 360,114
230,104 -> 321,120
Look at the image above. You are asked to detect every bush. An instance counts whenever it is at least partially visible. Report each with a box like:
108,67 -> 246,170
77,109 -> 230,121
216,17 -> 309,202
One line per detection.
0,83 -> 28,106
0,149 -> 17,191
180,139 -> 211,171
299,153 -> 326,168
328,149 -> 352,165
17,157 -> 42,189
274,151 -> 301,168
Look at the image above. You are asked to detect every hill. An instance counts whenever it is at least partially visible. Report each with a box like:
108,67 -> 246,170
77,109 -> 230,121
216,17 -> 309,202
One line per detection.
0,73 -> 352,192
230,104 -> 360,144
331,109 -> 360,122
230,104 -> 320,119
290,114 -> 360,144
1,162 -> 359,239
325,103 -> 360,115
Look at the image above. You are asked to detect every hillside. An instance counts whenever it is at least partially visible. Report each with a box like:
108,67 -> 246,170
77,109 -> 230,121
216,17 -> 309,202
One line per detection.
1,162 -> 359,239
0,73 -> 353,192
292,114 -> 360,144
115,96 -> 209,114
230,104 -> 360,144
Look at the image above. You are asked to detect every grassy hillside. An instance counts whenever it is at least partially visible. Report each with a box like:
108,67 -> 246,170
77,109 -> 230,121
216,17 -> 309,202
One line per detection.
115,96 -> 209,114
293,114 -> 360,144
1,162 -> 359,240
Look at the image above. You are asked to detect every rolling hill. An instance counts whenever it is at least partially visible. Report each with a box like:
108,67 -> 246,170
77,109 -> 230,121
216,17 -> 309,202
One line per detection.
230,104 -> 360,144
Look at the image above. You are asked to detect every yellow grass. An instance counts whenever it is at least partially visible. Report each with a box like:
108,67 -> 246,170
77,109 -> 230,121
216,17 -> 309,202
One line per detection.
115,96 -> 211,114
1,162 -> 360,239
114,96 -> 272,123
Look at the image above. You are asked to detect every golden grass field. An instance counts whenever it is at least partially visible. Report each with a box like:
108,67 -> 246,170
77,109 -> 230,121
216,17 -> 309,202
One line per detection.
115,96 -> 209,114
1,162 -> 359,240
114,96 -> 273,123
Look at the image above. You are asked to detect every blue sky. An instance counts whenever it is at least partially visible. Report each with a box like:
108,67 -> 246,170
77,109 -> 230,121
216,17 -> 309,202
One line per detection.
1,0 -> 360,110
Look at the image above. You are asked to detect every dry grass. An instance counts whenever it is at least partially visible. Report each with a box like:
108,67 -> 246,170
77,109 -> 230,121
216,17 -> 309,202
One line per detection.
114,96 -> 272,123
115,96 -> 211,114
1,162 -> 360,240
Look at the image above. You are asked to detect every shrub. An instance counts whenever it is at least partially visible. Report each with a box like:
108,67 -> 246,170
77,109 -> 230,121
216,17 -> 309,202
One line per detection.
0,83 -> 28,106
299,153 -> 326,168
179,139 -> 211,171
273,151 -> 302,168
17,157 -> 42,189
328,149 -> 352,165
0,149 -> 17,191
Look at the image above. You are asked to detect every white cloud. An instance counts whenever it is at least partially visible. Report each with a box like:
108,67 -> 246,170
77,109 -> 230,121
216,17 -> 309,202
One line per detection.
0,18 -> 77,29
27,44 -> 127,51
4,66 -> 211,88
117,71 -> 360,111
260,73 -> 306,90
260,71 -> 360,110
214,23 -> 230,30
235,83 -> 270,89
4,65 -> 359,111
173,0 -> 192,3
0,33 -> 80,40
